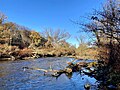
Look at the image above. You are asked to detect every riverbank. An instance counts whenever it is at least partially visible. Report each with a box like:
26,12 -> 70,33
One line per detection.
0,45 -> 76,61
0,43 -> 98,61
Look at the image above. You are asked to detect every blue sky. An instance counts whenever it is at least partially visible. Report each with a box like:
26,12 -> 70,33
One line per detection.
0,0 -> 105,47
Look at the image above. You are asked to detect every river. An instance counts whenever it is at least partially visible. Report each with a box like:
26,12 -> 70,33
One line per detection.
0,57 -> 98,90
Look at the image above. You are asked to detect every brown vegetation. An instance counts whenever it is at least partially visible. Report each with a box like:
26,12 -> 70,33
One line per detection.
0,12 -> 77,60
75,35 -> 98,60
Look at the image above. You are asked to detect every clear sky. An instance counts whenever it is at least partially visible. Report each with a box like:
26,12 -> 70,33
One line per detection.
0,0 -> 105,47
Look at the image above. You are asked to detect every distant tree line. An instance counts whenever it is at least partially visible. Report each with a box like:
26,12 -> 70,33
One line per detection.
0,12 -> 71,50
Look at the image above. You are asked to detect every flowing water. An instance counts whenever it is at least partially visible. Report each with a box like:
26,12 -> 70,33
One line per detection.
0,57 -> 98,90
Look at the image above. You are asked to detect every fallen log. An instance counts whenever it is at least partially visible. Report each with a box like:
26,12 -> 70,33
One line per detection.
22,60 -> 98,78
22,66 -> 64,77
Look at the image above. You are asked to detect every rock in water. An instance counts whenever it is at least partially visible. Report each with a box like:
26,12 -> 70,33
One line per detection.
84,83 -> 91,90
65,68 -> 72,73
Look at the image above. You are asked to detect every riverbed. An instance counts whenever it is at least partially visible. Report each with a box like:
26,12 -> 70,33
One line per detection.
0,57 -> 98,90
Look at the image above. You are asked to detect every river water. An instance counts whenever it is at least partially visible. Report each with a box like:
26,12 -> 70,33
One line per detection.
0,57 -> 98,90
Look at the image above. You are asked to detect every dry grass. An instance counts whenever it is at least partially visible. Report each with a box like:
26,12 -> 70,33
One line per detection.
75,47 -> 98,60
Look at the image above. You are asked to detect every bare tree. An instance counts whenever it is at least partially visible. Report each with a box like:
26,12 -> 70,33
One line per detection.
0,12 -> 7,25
79,0 -> 120,65
42,29 -> 70,48
81,0 -> 120,45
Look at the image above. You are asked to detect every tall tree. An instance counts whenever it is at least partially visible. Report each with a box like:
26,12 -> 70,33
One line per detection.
80,0 -> 120,64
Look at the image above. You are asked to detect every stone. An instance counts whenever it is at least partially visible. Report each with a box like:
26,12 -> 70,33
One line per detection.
84,83 -> 91,90
65,68 -> 72,73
